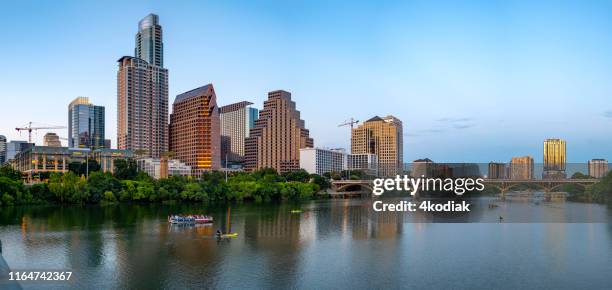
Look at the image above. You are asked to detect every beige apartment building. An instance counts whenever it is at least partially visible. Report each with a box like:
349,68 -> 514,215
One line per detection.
351,116 -> 403,177
244,90 -> 313,173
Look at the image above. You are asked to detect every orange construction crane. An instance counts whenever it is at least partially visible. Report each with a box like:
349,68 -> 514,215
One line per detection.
15,122 -> 67,143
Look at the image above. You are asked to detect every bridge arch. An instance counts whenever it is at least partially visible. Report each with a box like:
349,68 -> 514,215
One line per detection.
335,183 -> 373,193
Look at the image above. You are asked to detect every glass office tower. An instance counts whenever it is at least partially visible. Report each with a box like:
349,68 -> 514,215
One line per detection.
68,97 -> 105,149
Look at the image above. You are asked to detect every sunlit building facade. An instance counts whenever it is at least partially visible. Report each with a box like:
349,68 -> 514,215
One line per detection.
169,84 -> 221,175
351,116 -> 403,177
543,138 -> 566,179
509,156 -> 534,180
244,90 -> 314,173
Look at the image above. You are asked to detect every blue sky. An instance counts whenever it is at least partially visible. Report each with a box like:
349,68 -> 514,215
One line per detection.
1,0 -> 611,162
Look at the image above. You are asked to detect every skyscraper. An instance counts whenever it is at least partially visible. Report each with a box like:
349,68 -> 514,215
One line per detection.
169,84 -> 221,175
543,138 -> 566,179
0,135 -> 6,164
135,14 -> 163,67
219,101 -> 258,167
351,116 -> 403,177
244,90 -> 313,173
117,14 -> 168,158
68,97 -> 105,149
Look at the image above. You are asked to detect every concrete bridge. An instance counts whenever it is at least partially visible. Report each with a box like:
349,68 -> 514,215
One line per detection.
327,180 -> 375,198
483,179 -> 598,199
329,178 -> 599,198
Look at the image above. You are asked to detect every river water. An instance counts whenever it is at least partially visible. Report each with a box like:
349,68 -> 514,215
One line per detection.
0,197 -> 611,289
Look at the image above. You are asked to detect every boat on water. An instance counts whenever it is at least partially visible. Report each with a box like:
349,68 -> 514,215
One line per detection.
290,209 -> 303,214
215,230 -> 238,238
168,215 -> 213,224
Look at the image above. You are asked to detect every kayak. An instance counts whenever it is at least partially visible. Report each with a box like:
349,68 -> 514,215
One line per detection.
290,210 -> 302,214
219,233 -> 238,238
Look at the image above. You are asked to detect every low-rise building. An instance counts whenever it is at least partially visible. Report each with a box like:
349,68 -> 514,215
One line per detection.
14,146 -> 72,178
137,158 -> 191,179
299,147 -> 346,176
348,153 -> 378,177
93,149 -> 134,174
14,146 -> 134,180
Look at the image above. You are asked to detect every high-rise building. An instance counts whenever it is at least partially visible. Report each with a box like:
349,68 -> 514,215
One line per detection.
509,156 -> 534,180
299,147 -> 346,176
543,138 -> 566,179
68,97 -> 105,149
6,141 -> 32,162
169,84 -> 221,175
588,159 -> 608,178
0,135 -> 6,164
351,116 -> 403,177
43,133 -> 62,147
135,13 -> 163,67
219,101 -> 259,167
488,162 -> 506,179
117,14 -> 168,158
244,90 -> 313,173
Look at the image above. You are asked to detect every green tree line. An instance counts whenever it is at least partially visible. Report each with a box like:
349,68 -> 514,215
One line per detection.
0,159 -> 330,206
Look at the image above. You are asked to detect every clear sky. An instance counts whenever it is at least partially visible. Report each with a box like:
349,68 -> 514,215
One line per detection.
1,0 -> 611,163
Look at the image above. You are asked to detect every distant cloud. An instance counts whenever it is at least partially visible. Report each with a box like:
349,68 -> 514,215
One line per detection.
604,111 -> 612,118
436,117 -> 473,123
409,116 -> 474,137
453,124 -> 473,129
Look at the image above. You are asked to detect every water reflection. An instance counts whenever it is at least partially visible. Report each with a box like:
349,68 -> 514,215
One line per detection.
0,198 -> 610,289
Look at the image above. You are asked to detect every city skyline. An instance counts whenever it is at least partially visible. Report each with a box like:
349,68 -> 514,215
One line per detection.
2,1 -> 612,162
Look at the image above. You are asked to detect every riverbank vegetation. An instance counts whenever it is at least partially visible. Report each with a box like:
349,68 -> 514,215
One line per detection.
0,161 -> 329,206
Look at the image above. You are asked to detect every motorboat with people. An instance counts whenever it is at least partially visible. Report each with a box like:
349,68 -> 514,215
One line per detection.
168,215 -> 213,224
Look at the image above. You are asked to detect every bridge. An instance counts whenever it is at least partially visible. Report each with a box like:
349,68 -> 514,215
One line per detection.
329,178 -> 599,198
327,180 -> 375,198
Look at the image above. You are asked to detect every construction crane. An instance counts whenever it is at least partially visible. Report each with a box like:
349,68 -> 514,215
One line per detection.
15,122 -> 67,143
338,118 -> 359,129
338,118 -> 359,180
